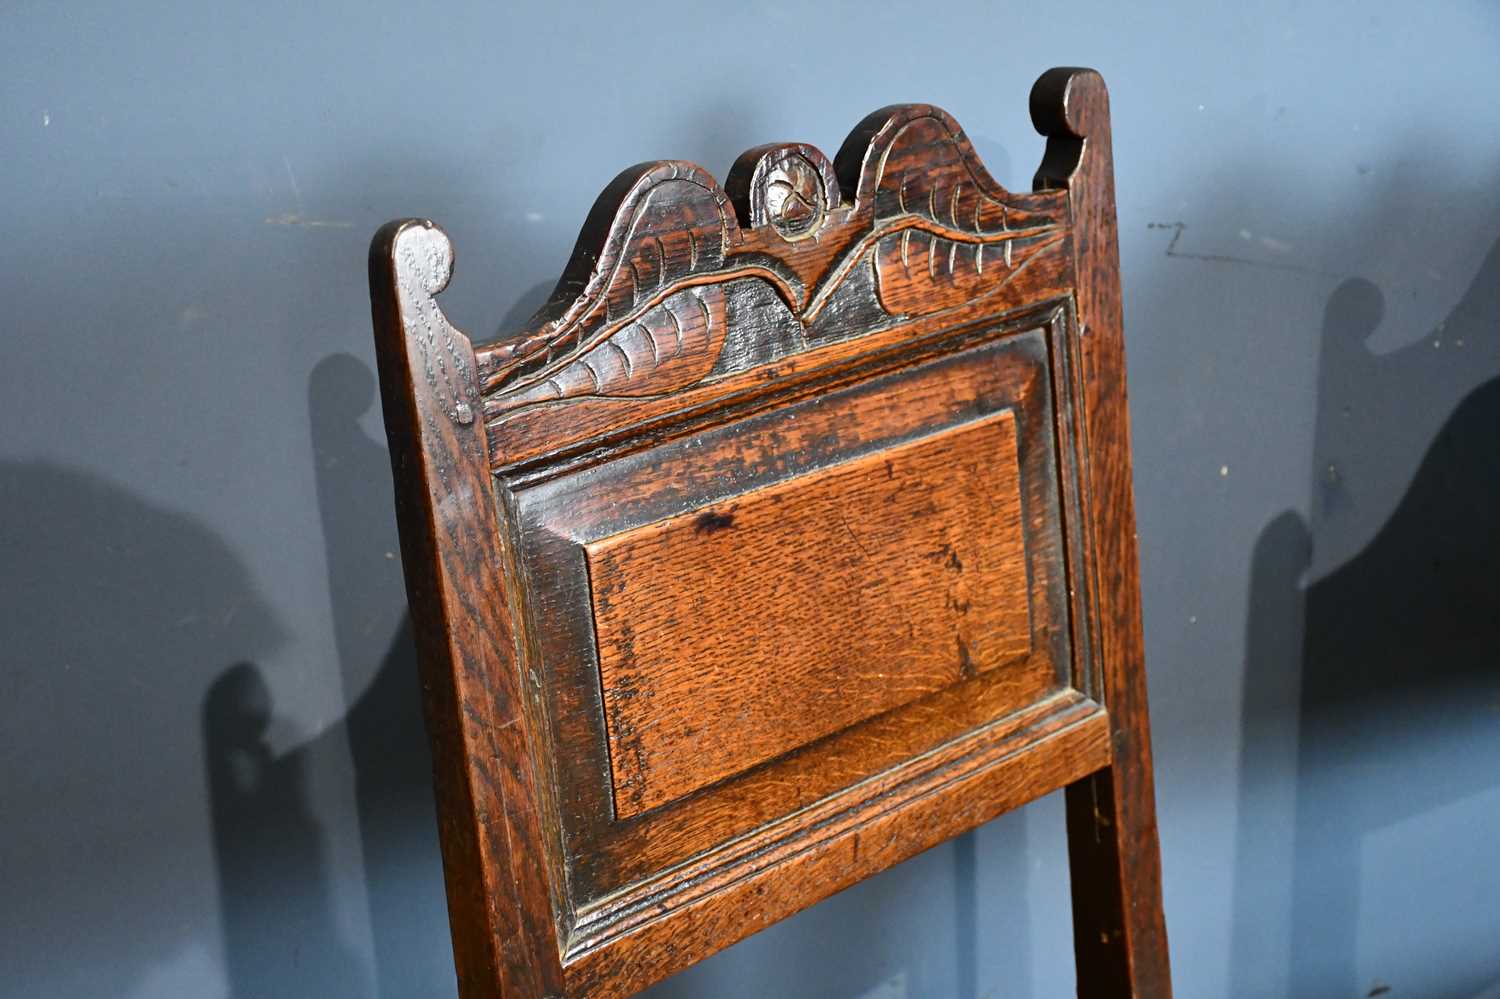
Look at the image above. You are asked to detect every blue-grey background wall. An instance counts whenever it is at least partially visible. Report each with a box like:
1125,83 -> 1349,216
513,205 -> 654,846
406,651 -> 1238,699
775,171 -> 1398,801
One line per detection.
4,2 -> 1499,996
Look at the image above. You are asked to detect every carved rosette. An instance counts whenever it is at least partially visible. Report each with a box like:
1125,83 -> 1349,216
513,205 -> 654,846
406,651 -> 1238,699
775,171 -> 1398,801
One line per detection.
763,155 -> 824,238
727,143 -> 841,242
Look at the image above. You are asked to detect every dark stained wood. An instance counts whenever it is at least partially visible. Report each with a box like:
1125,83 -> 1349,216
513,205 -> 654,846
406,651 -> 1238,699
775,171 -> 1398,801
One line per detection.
1033,67 -> 1174,995
369,68 -> 1169,997
588,409 -> 1031,818
368,222 -> 564,997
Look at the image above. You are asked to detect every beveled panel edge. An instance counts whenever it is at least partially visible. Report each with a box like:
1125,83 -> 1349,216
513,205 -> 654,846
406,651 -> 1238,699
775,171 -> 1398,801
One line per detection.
561,690 -> 1110,994
490,481 -> 581,945
1042,297 -> 1103,704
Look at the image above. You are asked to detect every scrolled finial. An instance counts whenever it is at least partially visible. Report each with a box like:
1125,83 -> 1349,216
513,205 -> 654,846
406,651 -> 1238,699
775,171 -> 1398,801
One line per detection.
1030,67 -> 1108,139
381,220 -> 477,427
393,220 -> 455,295
1030,67 -> 1111,190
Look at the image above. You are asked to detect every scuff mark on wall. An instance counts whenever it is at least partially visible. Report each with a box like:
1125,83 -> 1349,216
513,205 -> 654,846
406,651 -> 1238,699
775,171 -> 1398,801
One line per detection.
264,214 -> 353,229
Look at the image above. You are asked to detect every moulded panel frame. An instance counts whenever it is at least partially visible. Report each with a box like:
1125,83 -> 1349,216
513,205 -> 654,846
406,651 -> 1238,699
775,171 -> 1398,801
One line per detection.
485,296 -> 1105,959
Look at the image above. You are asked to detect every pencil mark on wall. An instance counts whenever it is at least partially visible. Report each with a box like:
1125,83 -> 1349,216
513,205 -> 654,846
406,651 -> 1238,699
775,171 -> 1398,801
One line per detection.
1147,222 -> 1341,278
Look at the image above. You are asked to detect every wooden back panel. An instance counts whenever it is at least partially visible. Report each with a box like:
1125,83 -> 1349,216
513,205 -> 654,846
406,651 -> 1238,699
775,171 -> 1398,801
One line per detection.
369,68 -> 1169,998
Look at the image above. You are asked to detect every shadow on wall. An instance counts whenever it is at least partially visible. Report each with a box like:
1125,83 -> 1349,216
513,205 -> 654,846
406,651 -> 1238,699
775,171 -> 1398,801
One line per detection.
1234,239 -> 1500,997
198,146 -> 578,998
0,462 -> 285,998
204,664 -> 370,998
203,354 -> 453,999
642,808 -> 1036,999
310,355 -> 452,997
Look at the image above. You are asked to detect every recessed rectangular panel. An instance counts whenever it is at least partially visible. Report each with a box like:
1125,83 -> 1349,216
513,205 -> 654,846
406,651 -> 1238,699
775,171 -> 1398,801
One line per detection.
586,409 -> 1030,819
516,321 -> 1079,900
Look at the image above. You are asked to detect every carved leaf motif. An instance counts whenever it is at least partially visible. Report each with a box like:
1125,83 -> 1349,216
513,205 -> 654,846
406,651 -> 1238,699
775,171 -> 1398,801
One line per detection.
493,285 -> 727,410
870,117 -> 1053,231
867,115 -> 1064,316
873,228 -> 1065,317
598,179 -> 727,320
490,166 -> 733,392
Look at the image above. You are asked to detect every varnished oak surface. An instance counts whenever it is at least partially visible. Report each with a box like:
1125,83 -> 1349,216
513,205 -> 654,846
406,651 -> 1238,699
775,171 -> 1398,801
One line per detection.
511,320 -> 1075,906
588,409 -> 1030,818
370,67 -> 1169,997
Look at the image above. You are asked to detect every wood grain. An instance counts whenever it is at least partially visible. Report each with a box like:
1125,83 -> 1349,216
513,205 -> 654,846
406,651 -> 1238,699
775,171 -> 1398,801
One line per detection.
587,409 -> 1030,818
1033,67 -> 1173,995
369,221 -> 564,997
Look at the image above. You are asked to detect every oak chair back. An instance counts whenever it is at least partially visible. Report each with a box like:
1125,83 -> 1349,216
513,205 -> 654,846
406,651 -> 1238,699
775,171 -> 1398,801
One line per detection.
369,67 -> 1169,998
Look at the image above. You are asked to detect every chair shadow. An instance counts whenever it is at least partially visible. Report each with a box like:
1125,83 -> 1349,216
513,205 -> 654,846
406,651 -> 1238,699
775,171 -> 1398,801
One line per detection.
1,461 -> 290,998
203,354 -> 454,999
204,664 -> 371,998
309,354 -> 454,997
1233,238 -> 1500,997
641,820 -> 1028,999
